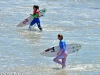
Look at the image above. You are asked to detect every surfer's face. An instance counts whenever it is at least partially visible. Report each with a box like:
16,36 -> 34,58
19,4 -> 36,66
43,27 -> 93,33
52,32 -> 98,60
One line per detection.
33,7 -> 36,10
58,36 -> 61,40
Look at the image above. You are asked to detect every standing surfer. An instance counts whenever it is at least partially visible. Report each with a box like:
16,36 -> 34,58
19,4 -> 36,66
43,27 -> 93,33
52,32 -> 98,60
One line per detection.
29,5 -> 42,31
53,34 -> 68,68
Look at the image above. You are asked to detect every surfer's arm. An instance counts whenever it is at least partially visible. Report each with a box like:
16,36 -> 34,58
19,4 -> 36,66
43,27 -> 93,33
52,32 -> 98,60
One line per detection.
45,48 -> 50,52
57,48 -> 64,55
57,41 -> 64,54
30,14 -> 38,18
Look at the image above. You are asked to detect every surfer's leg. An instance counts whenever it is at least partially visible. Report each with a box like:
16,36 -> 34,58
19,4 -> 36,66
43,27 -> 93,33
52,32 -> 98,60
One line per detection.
62,57 -> 66,68
29,19 -> 36,30
53,58 -> 62,65
36,18 -> 42,30
53,55 -> 64,65
62,52 -> 68,68
37,22 -> 42,30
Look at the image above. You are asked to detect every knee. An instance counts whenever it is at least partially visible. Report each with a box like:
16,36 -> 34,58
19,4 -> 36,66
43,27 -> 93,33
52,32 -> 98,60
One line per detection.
53,58 -> 57,62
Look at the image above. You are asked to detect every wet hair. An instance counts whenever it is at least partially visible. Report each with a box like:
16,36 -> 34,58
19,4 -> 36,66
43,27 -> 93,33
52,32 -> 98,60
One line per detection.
33,5 -> 39,9
58,34 -> 63,40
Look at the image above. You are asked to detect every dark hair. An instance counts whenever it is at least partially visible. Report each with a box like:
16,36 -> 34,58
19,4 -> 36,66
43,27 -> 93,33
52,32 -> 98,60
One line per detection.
33,5 -> 39,9
58,34 -> 63,40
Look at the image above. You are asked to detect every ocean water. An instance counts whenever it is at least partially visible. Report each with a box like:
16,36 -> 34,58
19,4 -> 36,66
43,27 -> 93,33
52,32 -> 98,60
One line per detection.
0,0 -> 100,75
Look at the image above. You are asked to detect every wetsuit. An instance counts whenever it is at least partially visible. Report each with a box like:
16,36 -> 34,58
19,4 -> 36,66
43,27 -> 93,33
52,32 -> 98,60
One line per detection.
29,9 -> 42,30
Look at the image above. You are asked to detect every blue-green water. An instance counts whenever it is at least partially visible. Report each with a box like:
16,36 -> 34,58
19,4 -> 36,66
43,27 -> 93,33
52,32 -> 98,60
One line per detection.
0,0 -> 100,75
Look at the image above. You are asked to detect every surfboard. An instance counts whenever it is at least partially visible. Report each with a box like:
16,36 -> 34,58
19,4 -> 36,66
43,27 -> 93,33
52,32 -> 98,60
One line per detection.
40,44 -> 81,57
17,8 -> 46,27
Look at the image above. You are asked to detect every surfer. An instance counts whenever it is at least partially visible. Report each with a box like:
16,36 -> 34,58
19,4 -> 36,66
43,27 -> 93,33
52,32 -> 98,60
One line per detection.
29,5 -> 42,31
53,34 -> 68,69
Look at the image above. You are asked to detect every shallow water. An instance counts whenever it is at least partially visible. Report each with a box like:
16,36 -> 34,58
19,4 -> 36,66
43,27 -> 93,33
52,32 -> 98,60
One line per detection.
0,0 -> 100,75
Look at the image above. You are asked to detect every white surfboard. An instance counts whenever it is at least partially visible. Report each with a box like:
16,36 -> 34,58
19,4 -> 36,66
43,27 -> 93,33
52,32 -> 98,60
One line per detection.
17,8 -> 46,27
40,44 -> 81,57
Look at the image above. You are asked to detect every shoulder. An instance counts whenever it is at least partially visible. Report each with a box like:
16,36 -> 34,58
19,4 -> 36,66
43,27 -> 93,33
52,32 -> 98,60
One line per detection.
36,10 -> 39,12
61,40 -> 66,43
60,40 -> 65,45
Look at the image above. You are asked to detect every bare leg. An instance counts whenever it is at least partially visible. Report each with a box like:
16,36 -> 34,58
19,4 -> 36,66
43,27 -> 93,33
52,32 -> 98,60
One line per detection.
62,52 -> 68,68
53,58 -> 62,65
53,52 -> 68,68
53,55 -> 64,65
62,57 -> 66,68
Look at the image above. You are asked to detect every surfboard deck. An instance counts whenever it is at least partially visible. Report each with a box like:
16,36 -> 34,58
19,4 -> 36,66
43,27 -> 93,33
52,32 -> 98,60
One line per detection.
40,44 -> 81,57
17,8 -> 46,27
